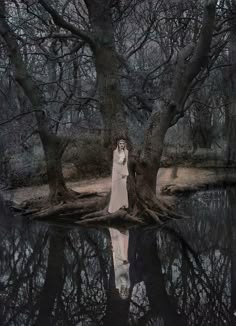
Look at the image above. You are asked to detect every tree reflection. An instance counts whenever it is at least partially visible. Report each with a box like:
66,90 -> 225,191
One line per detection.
0,189 -> 234,325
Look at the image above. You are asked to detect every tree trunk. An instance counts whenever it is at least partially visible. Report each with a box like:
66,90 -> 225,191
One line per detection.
130,229 -> 187,326
35,227 -> 66,326
127,107 -> 175,218
84,0 -> 127,149
95,48 -> 126,147
128,0 -> 217,220
0,2 -> 72,203
191,104 -> 213,150
42,136 -> 71,203
39,133 -> 71,204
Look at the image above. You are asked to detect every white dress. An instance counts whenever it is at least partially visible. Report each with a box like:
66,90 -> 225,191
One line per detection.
109,228 -> 130,298
108,148 -> 129,213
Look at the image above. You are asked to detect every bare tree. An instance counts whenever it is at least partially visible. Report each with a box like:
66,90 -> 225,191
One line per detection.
0,0 -> 223,224
32,0 -> 218,223
0,1 -> 89,203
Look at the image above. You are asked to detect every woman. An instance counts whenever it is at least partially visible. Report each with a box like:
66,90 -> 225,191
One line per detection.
109,227 -> 130,299
108,138 -> 129,213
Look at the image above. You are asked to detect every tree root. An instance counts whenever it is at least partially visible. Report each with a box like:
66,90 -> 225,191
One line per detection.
76,209 -> 145,226
24,194 -> 105,220
27,201 -> 97,220
19,188 -> 188,226
73,192 -> 188,226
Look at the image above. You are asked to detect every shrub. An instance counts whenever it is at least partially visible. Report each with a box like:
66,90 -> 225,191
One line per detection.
64,133 -> 111,178
0,147 -> 47,187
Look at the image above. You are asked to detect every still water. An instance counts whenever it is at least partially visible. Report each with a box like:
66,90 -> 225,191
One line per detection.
0,188 -> 236,326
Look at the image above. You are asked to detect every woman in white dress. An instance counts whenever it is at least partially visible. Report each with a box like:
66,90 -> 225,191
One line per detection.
109,228 -> 130,299
108,139 -> 129,213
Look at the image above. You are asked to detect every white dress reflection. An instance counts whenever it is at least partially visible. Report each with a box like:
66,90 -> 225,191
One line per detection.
109,228 -> 130,299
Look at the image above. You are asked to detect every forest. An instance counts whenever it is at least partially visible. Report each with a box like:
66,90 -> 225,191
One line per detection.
0,0 -> 235,225
2,1 -> 236,325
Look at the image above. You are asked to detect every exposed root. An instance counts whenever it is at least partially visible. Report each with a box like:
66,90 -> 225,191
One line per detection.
27,196 -> 104,220
73,192 -> 188,226
145,208 -> 162,224
49,188 -> 99,203
79,209 -> 108,220
132,192 -> 187,224
75,191 -> 100,199
76,209 -> 145,226
18,186 -> 188,226
48,187 -> 77,204
19,189 -> 108,220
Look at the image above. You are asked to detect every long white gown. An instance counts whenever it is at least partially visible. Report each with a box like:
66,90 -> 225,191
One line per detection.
109,228 -> 130,298
108,147 -> 129,213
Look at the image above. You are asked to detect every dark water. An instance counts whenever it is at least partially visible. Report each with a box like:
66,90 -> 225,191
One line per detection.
0,188 -> 236,326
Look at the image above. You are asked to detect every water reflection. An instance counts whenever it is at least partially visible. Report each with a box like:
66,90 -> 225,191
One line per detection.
109,228 -> 130,299
0,188 -> 235,325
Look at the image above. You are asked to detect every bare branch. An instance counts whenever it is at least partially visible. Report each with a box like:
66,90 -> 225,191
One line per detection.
186,0 -> 218,82
38,0 -> 95,49
0,110 -> 44,127
171,0 -> 218,110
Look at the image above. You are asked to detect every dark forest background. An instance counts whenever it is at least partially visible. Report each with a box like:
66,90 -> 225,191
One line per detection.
0,0 -> 234,190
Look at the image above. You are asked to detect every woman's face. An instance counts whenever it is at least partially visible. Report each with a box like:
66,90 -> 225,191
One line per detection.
118,140 -> 126,150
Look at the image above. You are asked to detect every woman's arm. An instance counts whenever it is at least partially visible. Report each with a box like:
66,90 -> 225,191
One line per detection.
121,150 -> 129,177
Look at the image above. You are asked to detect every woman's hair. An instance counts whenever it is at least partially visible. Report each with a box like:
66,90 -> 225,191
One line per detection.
112,135 -> 132,151
117,139 -> 127,151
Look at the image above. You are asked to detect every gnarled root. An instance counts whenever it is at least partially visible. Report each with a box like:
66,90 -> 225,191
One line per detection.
24,192 -> 108,220
76,209 -> 145,226
21,189 -> 187,226
74,193 -> 188,226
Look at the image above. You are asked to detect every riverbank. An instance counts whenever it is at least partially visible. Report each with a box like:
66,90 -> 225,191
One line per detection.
157,167 -> 236,195
1,167 -> 236,207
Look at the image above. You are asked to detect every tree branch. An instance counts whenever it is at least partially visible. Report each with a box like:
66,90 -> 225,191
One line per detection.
0,110 -> 44,127
0,1 -> 48,132
171,0 -> 217,111
38,0 -> 95,49
186,0 -> 218,83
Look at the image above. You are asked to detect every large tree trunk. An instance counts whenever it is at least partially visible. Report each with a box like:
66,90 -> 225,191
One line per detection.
35,227 -> 66,326
129,229 -> 187,325
84,0 -> 127,150
84,0 -> 175,214
138,108 -> 173,192
128,0 -> 217,221
42,135 -> 71,203
0,2 -> 72,203
38,133 -> 71,204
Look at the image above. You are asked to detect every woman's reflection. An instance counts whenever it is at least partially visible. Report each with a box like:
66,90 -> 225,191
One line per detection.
109,228 -> 130,299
